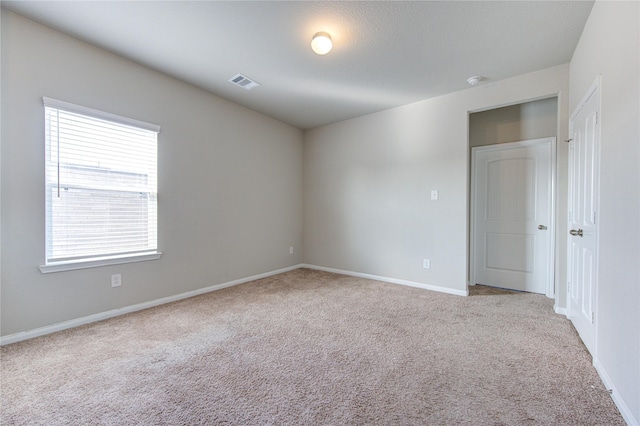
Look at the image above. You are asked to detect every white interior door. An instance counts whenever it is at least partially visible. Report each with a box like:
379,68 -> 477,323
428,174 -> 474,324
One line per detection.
472,138 -> 555,295
567,80 -> 600,356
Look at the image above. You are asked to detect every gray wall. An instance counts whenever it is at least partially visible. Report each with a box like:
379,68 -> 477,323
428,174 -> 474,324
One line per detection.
469,97 -> 558,147
303,65 -> 570,295
1,11 -> 304,336
569,1 -> 640,423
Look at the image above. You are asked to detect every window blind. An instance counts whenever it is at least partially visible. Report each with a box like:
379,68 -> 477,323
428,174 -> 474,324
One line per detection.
43,97 -> 159,264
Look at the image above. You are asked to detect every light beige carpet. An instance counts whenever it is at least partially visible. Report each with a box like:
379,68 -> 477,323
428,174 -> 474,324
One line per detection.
0,268 -> 623,425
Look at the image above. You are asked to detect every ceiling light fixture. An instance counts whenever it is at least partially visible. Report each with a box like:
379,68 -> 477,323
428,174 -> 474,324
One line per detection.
311,32 -> 332,55
467,76 -> 482,86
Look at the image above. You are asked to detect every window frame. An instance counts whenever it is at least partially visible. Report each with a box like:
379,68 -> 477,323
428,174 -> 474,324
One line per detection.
39,97 -> 162,274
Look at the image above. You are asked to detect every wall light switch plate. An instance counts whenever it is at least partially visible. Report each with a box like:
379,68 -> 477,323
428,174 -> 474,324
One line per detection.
423,259 -> 431,269
431,190 -> 439,200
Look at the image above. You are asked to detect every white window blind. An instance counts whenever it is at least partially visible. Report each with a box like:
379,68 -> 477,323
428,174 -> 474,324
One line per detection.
43,97 -> 160,267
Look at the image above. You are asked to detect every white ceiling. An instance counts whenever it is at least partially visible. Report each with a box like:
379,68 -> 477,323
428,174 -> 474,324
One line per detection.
3,1 -> 594,130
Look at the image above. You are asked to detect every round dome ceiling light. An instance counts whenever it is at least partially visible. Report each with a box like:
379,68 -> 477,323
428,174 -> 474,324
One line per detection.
311,32 -> 333,55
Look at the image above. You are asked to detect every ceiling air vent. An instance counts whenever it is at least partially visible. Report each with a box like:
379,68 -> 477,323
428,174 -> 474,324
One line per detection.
229,73 -> 260,90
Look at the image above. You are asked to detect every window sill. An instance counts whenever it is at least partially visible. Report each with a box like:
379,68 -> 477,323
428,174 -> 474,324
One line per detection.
39,251 -> 162,274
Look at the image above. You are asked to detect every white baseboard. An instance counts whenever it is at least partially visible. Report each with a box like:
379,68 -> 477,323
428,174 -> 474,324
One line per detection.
0,264 -> 303,346
301,264 -> 468,296
593,358 -> 639,426
554,305 -> 568,317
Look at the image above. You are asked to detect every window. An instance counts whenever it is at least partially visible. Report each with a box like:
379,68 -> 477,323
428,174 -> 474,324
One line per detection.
40,97 -> 161,273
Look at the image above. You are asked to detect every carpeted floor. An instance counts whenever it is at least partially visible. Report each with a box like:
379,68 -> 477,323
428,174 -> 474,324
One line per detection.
0,268 -> 624,425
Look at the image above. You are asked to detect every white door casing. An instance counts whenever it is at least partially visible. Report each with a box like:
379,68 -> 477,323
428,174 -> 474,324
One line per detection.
471,138 -> 556,296
567,77 -> 600,356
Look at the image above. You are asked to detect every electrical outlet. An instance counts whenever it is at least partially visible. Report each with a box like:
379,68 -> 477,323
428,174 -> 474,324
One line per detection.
289,246 -> 294,255
111,274 -> 122,287
423,259 -> 431,269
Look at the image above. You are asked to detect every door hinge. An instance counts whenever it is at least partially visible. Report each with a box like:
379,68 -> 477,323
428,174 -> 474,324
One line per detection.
591,311 -> 595,323
567,281 -> 571,292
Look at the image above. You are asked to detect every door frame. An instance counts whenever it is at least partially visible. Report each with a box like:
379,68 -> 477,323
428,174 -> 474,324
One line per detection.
470,137 -> 557,298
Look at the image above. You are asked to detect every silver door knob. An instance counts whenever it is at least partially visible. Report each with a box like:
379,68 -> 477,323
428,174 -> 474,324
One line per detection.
538,225 -> 547,230
569,229 -> 584,237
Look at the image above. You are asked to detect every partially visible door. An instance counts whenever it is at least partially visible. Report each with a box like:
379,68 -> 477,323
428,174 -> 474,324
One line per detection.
472,138 -> 555,295
567,79 -> 600,356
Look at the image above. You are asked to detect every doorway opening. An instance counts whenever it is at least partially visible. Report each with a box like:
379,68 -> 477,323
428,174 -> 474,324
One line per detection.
468,98 -> 558,297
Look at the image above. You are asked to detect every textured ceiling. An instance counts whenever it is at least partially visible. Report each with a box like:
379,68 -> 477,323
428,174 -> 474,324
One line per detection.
2,1 -> 594,129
